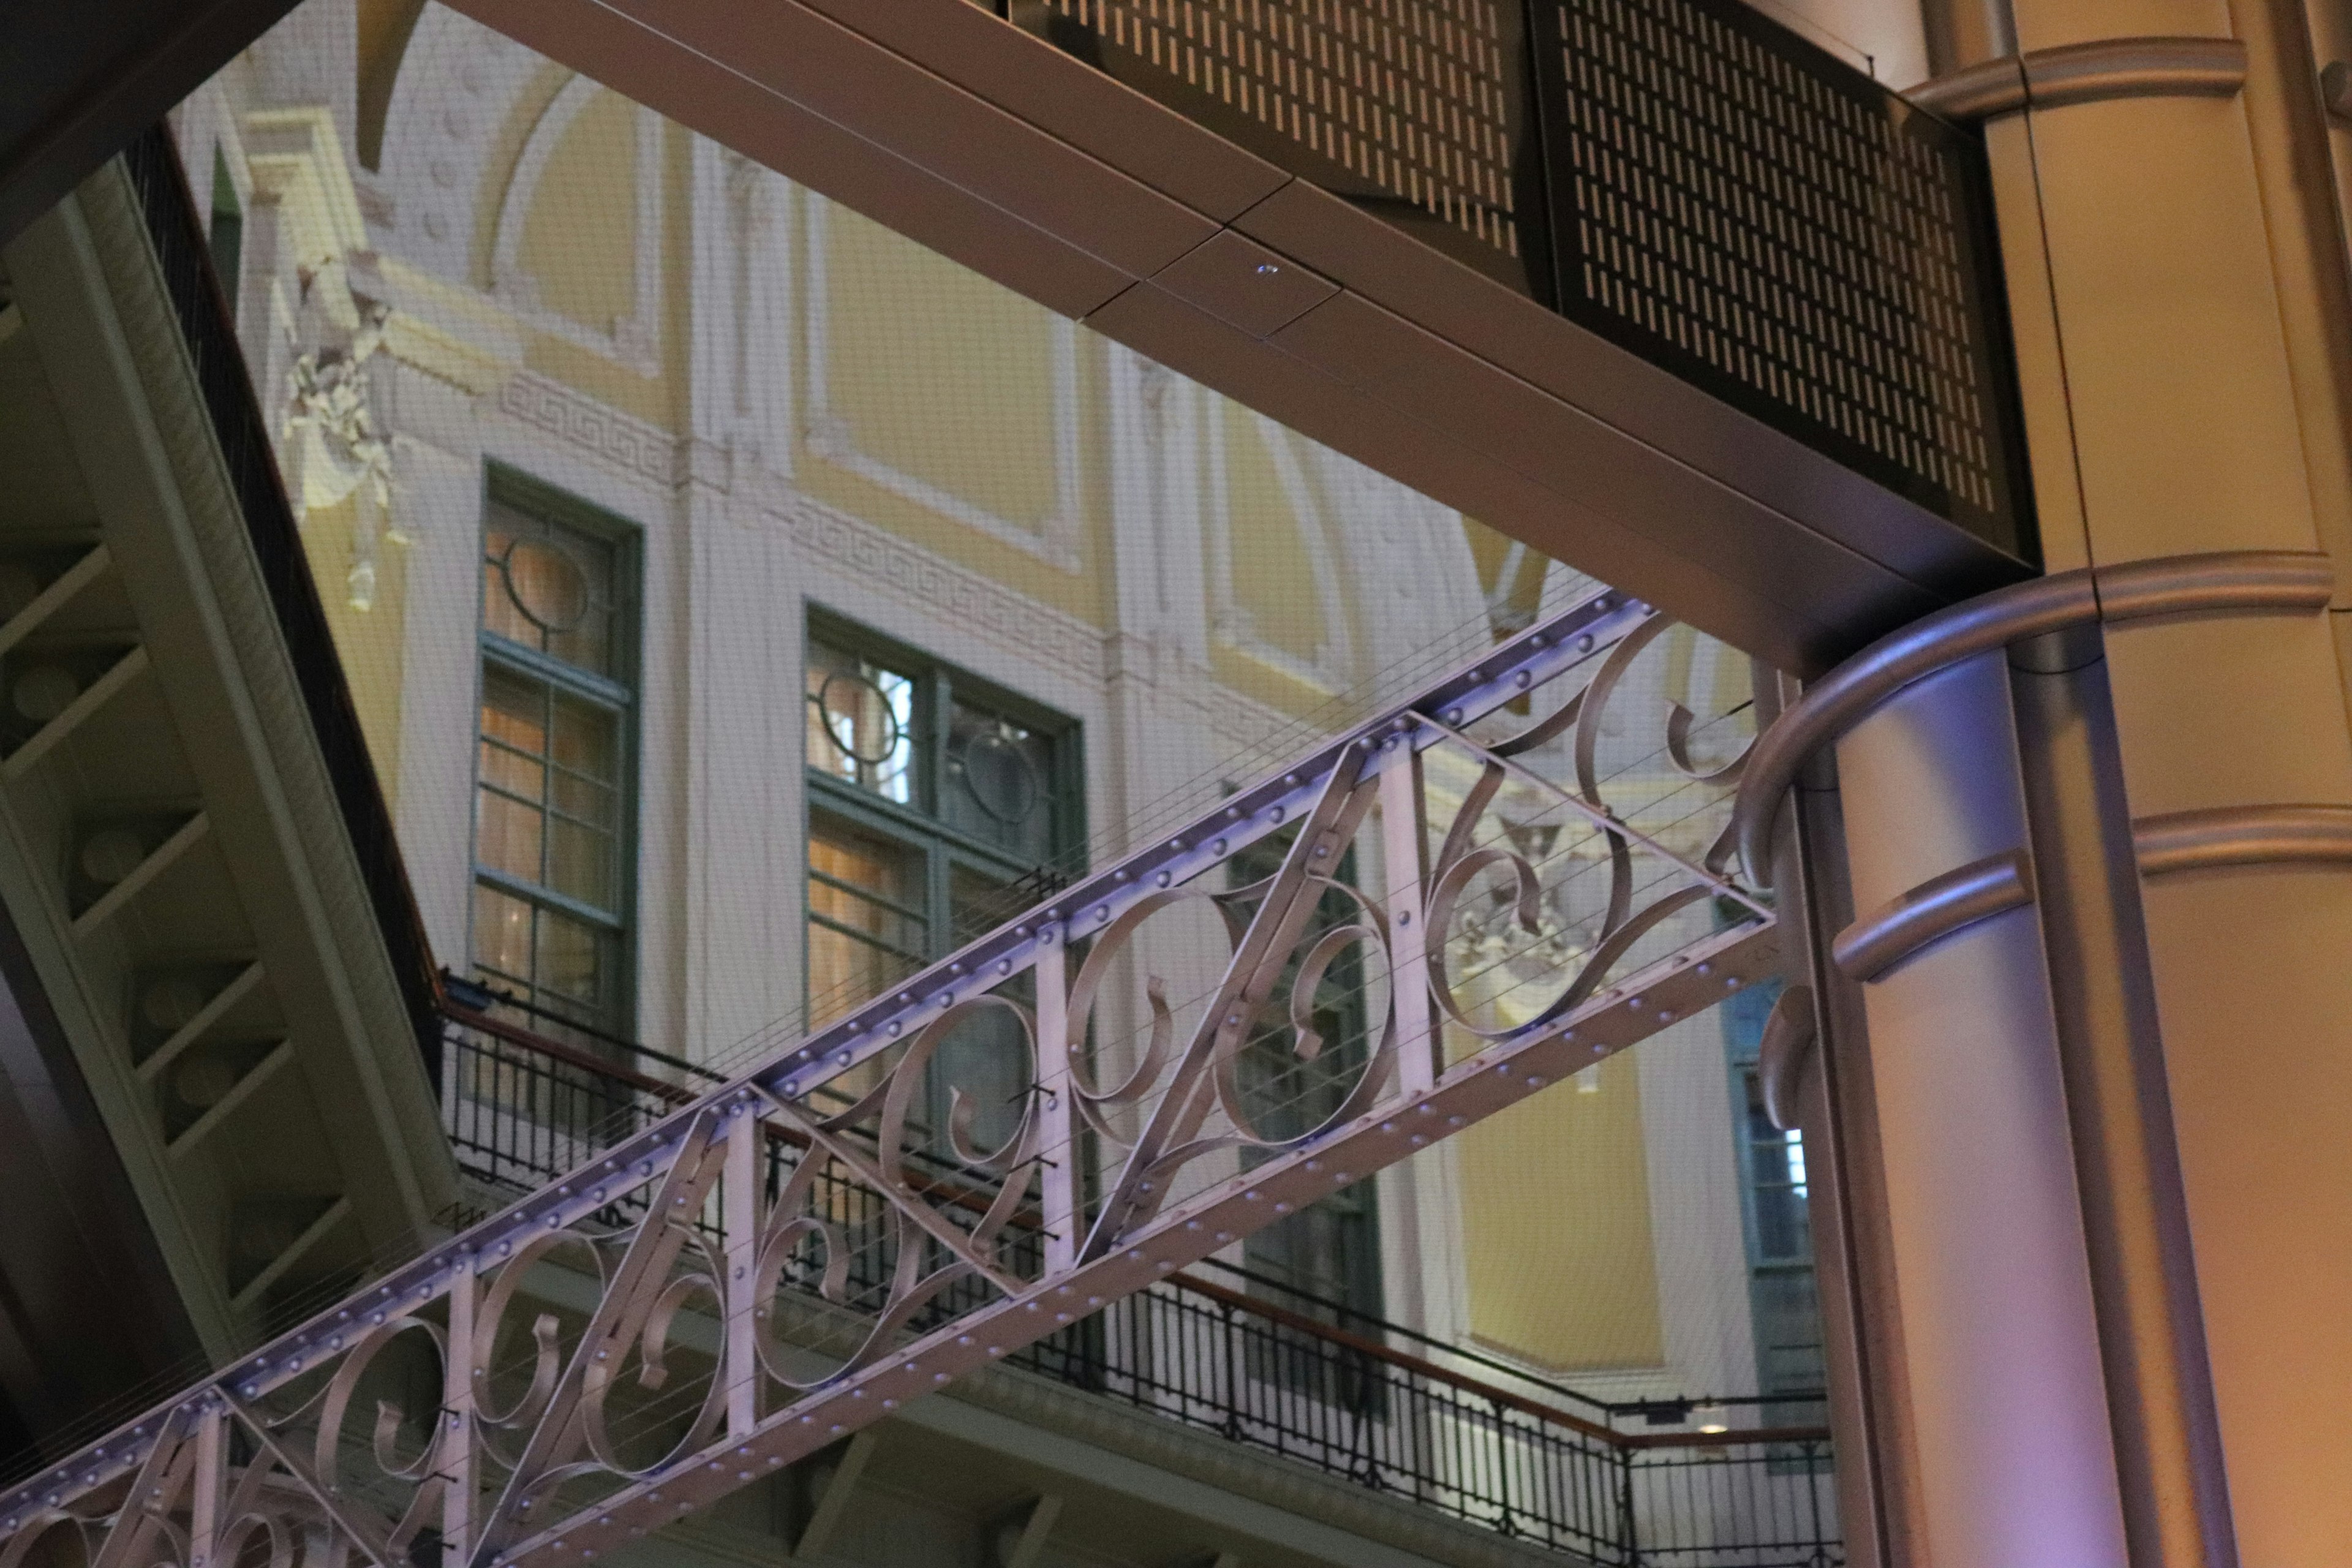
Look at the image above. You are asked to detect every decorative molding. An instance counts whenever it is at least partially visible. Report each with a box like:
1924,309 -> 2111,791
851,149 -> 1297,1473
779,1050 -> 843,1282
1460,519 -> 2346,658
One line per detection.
379,7 -> 545,277
489,76 -> 665,375
1909,37 -> 2248,122
2135,804 -> 2352,878
1202,408 -> 1351,693
497,369 -> 683,486
1833,851 -> 2036,982
1734,550 -> 2334,881
774,490 -> 1109,684
799,190 -> 1085,573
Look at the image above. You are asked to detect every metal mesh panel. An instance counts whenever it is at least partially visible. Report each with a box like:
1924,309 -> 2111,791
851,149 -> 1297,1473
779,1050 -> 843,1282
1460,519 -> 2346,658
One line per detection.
1011,0 -> 1541,290
1534,0 -> 2025,541
1001,0 -> 2035,558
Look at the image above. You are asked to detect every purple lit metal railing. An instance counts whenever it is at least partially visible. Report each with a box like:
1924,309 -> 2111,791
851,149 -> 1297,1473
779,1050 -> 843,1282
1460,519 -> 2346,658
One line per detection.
441,1006 -> 1840,1566
29,122 -> 1795,1568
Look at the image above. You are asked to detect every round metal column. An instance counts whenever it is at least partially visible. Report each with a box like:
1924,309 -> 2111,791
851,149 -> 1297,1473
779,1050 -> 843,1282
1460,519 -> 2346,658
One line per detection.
1831,650 -> 2128,1568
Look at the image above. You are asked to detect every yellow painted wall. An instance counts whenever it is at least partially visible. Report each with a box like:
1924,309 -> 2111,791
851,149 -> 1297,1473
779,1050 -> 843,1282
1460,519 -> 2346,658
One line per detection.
473,63 -> 570,290
1454,1055 -> 1668,1371
1219,407 -> 1327,669
300,497 -> 410,814
518,89 -> 637,334
796,197 -> 1104,626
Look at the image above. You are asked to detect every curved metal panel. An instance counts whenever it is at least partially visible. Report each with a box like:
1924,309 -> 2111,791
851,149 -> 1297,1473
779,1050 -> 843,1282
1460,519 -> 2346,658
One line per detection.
1832,851 -> 2037,983
1736,550 -> 2333,881
2135,804 -> 2352,878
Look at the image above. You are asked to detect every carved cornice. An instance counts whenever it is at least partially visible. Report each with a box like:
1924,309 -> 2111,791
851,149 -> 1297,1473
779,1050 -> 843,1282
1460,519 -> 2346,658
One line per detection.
1909,36 -> 2248,123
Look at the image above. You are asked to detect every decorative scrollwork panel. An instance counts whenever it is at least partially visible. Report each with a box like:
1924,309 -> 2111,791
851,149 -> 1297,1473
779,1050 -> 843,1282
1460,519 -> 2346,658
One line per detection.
0,590 -> 1781,1568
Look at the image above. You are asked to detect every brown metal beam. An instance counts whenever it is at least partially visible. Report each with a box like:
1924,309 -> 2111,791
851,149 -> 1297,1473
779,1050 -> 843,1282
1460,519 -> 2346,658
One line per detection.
0,0 -> 300,246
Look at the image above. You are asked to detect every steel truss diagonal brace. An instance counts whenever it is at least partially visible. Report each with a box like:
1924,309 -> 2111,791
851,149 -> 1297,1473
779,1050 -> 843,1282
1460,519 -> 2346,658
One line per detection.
0,586 -> 1777,1568
491,919 -> 1777,1568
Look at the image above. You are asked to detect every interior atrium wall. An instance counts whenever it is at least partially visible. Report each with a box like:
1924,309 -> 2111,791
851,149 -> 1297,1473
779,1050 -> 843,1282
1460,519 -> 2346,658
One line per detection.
167,0 -> 1798,1406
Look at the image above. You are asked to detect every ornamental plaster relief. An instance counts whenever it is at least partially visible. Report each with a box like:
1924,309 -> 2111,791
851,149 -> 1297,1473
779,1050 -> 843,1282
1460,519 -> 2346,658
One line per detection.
376,4 -> 543,279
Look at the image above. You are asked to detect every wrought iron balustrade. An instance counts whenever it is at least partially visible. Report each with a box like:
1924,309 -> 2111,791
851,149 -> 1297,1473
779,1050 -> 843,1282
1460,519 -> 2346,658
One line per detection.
440,1005 -> 1839,1565
990,0 -> 2034,559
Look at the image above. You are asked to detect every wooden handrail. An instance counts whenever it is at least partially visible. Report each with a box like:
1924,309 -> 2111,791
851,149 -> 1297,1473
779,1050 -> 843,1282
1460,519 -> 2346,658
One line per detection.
1164,1273 -> 1830,1453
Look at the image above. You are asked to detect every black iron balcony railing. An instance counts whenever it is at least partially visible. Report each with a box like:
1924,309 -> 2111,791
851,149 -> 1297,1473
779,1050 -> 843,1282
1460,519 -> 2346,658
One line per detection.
440,997 -> 1842,1568
996,0 -> 2034,562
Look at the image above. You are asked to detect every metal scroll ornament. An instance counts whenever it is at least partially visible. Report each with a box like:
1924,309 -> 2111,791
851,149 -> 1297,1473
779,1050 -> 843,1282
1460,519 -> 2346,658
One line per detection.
1425,612 -> 1762,1044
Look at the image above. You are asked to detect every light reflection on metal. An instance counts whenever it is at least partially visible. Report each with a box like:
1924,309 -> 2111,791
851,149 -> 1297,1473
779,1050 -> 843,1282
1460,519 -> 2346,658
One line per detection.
1733,549 -> 2334,883
1755,984 -> 1817,1134
2133,804 -> 2352,878
1831,850 -> 2037,984
0,590 -> 1780,1568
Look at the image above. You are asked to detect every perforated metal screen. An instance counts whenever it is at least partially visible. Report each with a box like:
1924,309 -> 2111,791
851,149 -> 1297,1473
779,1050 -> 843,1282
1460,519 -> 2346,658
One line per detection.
1000,0 -> 2035,560
1531,0 -> 2027,548
1009,0 -> 1547,293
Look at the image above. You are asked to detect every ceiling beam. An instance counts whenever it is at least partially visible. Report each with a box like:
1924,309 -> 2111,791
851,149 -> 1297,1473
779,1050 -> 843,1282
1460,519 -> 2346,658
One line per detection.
0,0 -> 300,246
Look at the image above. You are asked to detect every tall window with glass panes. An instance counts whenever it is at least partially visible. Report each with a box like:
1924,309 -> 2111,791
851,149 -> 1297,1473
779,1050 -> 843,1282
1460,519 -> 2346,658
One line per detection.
802,613 -> 1078,1155
1718,932 -> 1824,1404
470,475 -> 637,1044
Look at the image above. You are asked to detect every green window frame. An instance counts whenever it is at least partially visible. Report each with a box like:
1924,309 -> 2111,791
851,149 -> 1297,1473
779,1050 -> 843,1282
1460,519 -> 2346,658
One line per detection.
469,469 -> 641,1041
802,608 -> 1084,1154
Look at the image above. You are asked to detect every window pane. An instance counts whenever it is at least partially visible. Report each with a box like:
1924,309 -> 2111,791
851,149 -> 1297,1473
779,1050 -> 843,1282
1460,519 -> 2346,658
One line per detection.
948,861 -> 1027,948
548,817 -> 616,911
805,641 -> 914,805
471,883 -> 535,989
944,700 -> 1057,863
925,862 -> 1030,1163
482,519 -> 531,649
480,739 -> 544,803
808,812 -> 925,1024
483,500 -> 621,676
551,692 -> 619,783
477,790 -> 545,885
551,769 -> 616,829
477,494 -> 635,1037
481,665 -> 548,754
536,905 -> 608,1019
1744,1072 -> 1812,1263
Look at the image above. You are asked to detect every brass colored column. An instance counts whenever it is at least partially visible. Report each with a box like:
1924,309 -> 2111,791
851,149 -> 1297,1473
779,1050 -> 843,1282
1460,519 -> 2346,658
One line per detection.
1942,4 -> 2352,1562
